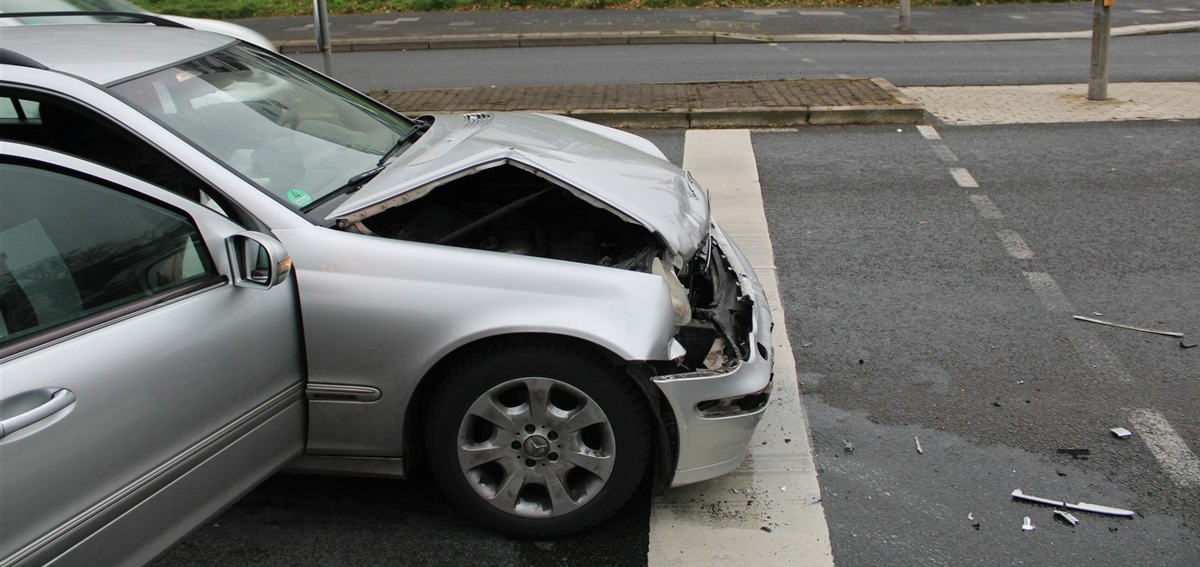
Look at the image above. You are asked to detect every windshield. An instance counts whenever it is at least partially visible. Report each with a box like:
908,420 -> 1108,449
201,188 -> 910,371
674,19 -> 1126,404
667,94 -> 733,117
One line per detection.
111,45 -> 416,209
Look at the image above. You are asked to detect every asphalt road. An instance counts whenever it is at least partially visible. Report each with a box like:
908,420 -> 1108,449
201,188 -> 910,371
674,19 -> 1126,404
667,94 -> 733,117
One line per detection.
155,120 -> 1199,566
288,34 -> 1200,91
756,120 -> 1199,565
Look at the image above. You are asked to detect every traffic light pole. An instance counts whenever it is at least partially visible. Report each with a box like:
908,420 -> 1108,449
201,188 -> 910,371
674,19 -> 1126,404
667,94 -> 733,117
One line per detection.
1088,0 -> 1113,100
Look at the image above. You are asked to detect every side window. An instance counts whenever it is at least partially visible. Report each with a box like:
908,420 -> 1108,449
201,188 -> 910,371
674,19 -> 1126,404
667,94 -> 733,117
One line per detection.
0,162 -> 219,345
0,91 -> 224,213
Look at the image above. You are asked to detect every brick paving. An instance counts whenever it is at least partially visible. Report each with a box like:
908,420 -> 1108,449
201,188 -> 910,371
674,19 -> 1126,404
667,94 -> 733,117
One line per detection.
370,78 -> 905,113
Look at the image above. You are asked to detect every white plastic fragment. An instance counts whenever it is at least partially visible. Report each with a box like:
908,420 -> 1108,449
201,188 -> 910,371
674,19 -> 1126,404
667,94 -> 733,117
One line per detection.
1054,511 -> 1080,526
1072,315 -> 1185,338
968,513 -> 974,521
1111,427 -> 1133,439
915,436 -> 923,454
1022,517 -> 1035,531
1011,489 -> 1135,517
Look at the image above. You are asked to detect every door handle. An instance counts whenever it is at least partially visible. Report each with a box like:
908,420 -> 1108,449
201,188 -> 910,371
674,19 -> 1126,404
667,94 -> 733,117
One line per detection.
0,388 -> 76,439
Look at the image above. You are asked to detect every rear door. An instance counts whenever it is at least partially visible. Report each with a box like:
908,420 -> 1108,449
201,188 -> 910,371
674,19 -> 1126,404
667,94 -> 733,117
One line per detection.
0,146 -> 306,567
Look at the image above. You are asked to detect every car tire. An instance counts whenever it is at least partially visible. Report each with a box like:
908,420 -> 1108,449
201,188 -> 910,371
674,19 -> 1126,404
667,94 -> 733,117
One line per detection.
425,337 -> 651,538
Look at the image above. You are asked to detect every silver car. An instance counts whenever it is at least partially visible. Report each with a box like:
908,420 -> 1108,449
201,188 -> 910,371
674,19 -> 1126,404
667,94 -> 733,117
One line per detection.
0,20 -> 772,564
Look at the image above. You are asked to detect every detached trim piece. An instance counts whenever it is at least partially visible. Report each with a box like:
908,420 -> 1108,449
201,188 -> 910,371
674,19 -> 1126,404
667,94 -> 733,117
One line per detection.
1011,489 -> 1135,517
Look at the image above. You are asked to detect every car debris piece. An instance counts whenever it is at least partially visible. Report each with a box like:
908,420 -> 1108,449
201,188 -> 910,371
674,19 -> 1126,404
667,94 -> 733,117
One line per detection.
1054,511 -> 1080,526
1110,427 -> 1133,439
1181,341 -> 1198,349
843,440 -> 854,453
1011,489 -> 1135,517
1072,315 -> 1186,338
1056,448 -> 1091,459
1022,517 -> 1035,531
915,436 -> 923,454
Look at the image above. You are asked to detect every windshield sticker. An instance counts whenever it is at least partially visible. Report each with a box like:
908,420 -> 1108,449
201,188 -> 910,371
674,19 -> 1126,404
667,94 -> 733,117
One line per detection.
286,188 -> 314,207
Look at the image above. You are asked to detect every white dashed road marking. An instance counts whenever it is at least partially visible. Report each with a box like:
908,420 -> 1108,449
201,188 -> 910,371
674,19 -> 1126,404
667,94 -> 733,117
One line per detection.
1128,409 -> 1200,488
931,144 -> 958,162
1023,272 -> 1074,312
996,230 -> 1035,259
648,130 -> 833,567
950,168 -> 979,188
916,125 -> 941,140
968,195 -> 1003,219
374,17 -> 419,25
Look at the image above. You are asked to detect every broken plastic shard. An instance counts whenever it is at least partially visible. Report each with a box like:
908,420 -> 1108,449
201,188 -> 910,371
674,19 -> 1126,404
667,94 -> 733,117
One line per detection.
1111,427 -> 1133,439
1022,517 -> 1035,531
702,338 -> 729,370
1054,511 -> 1080,526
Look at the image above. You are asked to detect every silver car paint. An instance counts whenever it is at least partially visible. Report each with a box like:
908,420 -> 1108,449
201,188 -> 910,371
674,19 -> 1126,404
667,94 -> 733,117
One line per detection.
0,145 -> 305,566
0,25 -> 237,86
274,224 -> 678,455
0,0 -> 276,52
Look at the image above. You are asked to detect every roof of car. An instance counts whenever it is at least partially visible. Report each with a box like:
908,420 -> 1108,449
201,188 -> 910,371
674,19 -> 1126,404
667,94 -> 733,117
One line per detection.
0,24 -> 234,85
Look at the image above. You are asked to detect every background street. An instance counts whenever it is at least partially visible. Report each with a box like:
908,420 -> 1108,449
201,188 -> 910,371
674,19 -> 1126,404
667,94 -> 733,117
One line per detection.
157,3 -> 1198,565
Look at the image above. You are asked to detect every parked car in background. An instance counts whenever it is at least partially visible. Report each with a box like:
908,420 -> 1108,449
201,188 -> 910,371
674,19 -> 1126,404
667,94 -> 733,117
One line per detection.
0,0 -> 276,51
0,18 -> 773,566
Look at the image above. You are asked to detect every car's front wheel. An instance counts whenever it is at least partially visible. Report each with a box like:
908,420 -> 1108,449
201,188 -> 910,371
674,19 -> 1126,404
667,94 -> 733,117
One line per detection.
425,338 -> 651,537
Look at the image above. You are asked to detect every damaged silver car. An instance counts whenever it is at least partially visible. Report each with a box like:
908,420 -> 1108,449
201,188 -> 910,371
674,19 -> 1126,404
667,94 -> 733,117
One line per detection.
0,20 -> 772,562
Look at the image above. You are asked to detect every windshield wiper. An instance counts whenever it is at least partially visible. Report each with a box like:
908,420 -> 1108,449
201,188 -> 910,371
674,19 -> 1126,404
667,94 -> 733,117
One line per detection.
301,166 -> 385,212
378,119 -> 430,166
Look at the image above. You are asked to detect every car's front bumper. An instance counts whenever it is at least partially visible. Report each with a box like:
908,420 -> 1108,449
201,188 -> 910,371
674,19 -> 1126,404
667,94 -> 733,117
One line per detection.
652,222 -> 773,487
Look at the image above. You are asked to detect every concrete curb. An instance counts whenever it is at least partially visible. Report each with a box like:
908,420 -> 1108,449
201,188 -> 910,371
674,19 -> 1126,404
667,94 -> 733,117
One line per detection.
278,20 -> 1200,53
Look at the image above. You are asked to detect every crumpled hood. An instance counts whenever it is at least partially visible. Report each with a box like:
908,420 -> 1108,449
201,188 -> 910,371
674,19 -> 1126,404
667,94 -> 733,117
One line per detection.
327,112 -> 710,258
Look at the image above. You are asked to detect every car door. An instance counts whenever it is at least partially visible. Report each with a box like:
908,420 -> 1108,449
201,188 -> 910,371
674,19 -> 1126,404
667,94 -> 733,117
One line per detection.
0,145 -> 306,567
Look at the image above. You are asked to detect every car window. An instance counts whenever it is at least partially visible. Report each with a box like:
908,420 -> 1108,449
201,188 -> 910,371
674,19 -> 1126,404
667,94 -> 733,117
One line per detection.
0,91 -> 228,214
109,45 -> 416,209
0,161 -> 218,345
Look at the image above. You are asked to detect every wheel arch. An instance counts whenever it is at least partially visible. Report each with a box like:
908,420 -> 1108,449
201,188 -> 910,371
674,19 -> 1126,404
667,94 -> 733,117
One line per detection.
401,332 -> 676,484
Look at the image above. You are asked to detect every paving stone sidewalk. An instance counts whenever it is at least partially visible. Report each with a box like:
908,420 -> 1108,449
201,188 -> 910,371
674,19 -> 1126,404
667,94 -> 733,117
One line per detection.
369,78 -> 923,128
904,82 -> 1200,125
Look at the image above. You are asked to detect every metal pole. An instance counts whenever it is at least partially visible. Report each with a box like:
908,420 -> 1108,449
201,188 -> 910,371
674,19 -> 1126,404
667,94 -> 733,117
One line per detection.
897,0 -> 912,32
313,0 -> 333,75
1088,0 -> 1112,100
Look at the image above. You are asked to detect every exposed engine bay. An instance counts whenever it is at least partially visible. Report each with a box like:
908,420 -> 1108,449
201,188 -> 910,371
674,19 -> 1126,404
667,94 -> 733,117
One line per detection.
353,164 -> 659,269
345,163 -> 753,373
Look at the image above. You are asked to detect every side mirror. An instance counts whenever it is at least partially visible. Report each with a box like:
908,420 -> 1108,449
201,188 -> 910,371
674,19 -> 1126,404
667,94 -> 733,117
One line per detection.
226,231 -> 292,289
